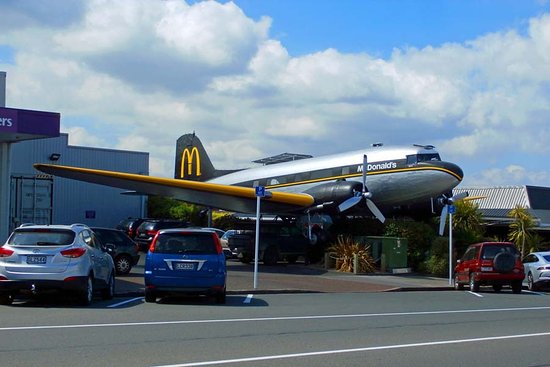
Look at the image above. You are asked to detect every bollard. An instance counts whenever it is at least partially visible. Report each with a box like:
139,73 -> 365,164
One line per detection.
353,253 -> 359,274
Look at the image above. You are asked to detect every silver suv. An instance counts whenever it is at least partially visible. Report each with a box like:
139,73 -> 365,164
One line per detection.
0,223 -> 115,305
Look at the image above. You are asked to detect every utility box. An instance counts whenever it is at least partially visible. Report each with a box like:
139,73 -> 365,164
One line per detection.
355,236 -> 408,272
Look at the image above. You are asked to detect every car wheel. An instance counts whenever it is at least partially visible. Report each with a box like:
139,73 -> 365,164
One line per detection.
240,254 -> 252,264
527,273 -> 537,291
454,274 -> 463,290
263,246 -> 278,266
144,289 -> 156,303
115,255 -> 132,275
215,288 -> 226,304
78,275 -> 94,306
469,273 -> 480,292
0,293 -> 13,305
492,284 -> 502,292
512,280 -> 522,294
101,272 -> 115,300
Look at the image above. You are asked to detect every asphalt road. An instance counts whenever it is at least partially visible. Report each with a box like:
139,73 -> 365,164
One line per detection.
1,289 -> 550,367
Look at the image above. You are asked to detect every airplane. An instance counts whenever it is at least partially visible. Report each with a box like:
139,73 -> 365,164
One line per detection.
34,133 -> 465,238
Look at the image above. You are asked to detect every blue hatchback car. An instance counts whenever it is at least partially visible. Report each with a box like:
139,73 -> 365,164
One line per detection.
144,228 -> 226,304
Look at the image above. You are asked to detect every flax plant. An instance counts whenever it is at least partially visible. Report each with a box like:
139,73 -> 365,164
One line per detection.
327,235 -> 376,273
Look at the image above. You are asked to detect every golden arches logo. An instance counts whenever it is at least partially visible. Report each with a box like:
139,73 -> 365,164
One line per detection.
180,147 -> 201,178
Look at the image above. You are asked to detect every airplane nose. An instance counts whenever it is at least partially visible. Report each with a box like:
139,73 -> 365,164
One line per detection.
418,161 -> 463,182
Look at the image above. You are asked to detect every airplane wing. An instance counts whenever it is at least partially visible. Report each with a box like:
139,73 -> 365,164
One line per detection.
33,164 -> 315,214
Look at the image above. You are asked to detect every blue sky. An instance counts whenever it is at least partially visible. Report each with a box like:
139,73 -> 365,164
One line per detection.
1,0 -> 550,188
232,0 -> 548,56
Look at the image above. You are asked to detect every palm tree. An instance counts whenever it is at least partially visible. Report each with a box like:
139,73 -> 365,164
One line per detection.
507,205 -> 536,258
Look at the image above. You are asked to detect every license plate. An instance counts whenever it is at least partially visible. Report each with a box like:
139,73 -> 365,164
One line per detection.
175,262 -> 194,270
481,266 -> 493,272
27,255 -> 47,264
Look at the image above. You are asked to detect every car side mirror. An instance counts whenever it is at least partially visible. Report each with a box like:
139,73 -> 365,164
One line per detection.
103,243 -> 115,254
456,259 -> 461,264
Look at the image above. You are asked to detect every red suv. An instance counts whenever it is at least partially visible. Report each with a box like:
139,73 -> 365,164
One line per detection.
454,242 -> 524,293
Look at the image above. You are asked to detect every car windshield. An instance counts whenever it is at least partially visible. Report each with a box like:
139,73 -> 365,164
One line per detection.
481,244 -> 519,260
154,233 -> 217,254
8,229 -> 75,246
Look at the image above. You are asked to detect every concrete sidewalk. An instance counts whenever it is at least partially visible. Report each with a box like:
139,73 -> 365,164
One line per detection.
115,259 -> 453,296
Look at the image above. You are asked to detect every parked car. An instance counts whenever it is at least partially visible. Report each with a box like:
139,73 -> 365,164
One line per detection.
454,242 -> 524,293
0,223 -> 115,305
91,227 -> 140,275
144,228 -> 226,304
219,229 -> 237,258
228,224 -> 309,265
116,217 -> 149,239
522,251 -> 550,291
134,219 -> 188,252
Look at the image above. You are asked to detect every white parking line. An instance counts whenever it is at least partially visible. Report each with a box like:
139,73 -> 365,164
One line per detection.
107,297 -> 144,308
467,291 -> 484,298
243,294 -> 253,304
150,331 -> 550,367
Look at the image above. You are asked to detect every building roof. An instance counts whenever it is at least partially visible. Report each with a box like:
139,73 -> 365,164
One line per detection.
453,186 -> 550,229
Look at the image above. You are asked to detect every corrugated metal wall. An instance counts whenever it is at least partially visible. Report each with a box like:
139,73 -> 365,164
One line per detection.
10,134 -> 149,228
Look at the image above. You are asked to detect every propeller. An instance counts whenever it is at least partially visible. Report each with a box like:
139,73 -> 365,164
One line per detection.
338,155 -> 386,223
438,191 -> 469,236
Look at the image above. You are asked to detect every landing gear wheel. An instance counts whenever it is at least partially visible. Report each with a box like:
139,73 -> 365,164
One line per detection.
101,272 -> 115,300
469,273 -> 480,292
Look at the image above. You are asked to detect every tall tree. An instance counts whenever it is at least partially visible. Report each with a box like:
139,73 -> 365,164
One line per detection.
507,205 -> 536,257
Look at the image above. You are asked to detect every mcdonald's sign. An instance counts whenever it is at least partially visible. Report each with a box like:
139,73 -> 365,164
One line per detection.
180,147 -> 202,178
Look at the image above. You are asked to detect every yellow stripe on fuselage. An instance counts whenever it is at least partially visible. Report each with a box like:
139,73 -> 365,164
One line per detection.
265,165 -> 461,189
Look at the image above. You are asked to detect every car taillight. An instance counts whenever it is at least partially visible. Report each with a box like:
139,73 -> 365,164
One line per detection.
61,248 -> 86,258
149,240 -> 156,253
213,233 -> 223,255
0,247 -> 14,257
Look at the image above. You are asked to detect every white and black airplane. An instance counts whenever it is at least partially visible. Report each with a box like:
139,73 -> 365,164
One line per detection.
34,133 -> 464,228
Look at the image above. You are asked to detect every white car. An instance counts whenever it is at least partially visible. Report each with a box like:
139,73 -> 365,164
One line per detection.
0,223 -> 115,305
523,251 -> 550,291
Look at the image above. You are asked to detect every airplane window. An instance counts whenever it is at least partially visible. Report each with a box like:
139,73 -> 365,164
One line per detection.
342,166 -> 351,175
269,178 -> 279,185
408,154 -> 441,164
406,155 -> 417,165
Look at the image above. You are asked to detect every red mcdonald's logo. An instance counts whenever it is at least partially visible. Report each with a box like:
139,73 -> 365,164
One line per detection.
180,147 -> 201,178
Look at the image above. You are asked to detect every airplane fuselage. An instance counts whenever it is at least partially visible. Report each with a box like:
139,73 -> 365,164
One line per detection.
208,145 -> 463,211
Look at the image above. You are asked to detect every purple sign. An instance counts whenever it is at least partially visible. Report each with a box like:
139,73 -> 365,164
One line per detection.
0,107 -> 60,142
0,108 -> 17,133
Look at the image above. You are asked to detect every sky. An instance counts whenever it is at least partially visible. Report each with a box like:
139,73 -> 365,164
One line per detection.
1,0 -> 550,188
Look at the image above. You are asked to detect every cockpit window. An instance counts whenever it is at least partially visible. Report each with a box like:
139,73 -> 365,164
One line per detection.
407,153 -> 441,165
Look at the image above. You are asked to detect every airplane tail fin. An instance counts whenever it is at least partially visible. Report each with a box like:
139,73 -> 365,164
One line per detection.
174,133 -> 216,181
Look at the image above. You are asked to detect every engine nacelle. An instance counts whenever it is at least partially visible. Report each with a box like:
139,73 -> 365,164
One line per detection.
305,181 -> 363,209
